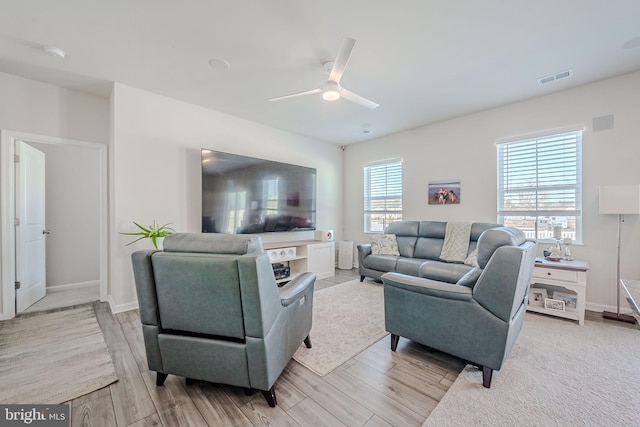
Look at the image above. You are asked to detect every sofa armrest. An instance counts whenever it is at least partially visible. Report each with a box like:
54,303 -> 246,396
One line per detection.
279,272 -> 316,306
131,250 -> 162,326
357,243 -> 372,256
381,272 -> 473,301
357,243 -> 372,264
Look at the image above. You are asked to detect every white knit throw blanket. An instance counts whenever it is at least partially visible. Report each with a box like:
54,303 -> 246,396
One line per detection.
440,221 -> 473,262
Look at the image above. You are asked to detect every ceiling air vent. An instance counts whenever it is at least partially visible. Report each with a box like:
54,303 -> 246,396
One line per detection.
538,69 -> 573,86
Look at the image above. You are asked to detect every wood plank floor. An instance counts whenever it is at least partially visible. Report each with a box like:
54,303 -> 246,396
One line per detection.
64,269 -> 466,427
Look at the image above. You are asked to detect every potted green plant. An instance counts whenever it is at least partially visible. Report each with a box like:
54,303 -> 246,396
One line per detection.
121,220 -> 175,249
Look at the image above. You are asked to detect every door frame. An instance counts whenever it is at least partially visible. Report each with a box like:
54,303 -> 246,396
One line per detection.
0,130 -> 108,320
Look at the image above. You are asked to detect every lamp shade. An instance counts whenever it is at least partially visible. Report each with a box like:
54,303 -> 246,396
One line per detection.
599,185 -> 640,214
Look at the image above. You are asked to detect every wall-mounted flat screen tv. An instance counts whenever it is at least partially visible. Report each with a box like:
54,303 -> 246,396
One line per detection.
201,149 -> 316,234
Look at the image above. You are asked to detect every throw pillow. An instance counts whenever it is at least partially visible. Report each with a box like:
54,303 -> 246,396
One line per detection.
371,234 -> 400,256
464,248 -> 478,267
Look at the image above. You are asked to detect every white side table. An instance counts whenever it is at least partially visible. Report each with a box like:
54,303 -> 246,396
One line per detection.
528,257 -> 589,325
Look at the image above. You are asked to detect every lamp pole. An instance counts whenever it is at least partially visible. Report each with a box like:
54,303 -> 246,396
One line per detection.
603,214 -> 635,323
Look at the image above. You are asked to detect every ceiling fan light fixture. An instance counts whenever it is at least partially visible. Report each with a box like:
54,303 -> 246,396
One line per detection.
322,89 -> 340,101
43,45 -> 66,59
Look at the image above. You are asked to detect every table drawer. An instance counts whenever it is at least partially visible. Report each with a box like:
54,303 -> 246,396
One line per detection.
532,267 -> 577,283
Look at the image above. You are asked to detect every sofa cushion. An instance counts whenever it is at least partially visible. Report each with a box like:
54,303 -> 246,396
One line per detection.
419,260 -> 473,284
370,234 -> 400,255
362,254 -> 399,272
418,221 -> 447,238
396,257 -> 426,276
387,221 -> 419,257
414,237 -> 444,260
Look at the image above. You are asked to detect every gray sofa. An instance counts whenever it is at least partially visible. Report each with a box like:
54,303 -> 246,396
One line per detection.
358,221 -> 501,283
131,233 -> 315,407
381,226 -> 537,387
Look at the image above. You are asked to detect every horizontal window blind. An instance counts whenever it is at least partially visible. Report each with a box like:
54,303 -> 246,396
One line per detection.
364,160 -> 402,232
497,131 -> 582,241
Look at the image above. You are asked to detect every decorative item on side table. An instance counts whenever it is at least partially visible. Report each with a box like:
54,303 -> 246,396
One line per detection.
543,226 -> 564,261
528,288 -> 547,306
553,291 -> 577,311
121,220 -> 175,249
544,298 -> 565,312
563,237 -> 574,261
599,184 -> 640,324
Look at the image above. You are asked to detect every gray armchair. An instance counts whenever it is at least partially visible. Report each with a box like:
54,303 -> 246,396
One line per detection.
381,227 -> 536,388
131,233 -> 315,407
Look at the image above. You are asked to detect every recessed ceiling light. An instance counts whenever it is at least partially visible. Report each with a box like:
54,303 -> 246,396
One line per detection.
208,58 -> 231,70
43,46 -> 66,59
622,36 -> 640,49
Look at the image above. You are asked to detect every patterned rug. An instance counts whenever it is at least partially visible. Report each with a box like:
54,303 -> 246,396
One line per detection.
0,305 -> 118,403
293,279 -> 387,376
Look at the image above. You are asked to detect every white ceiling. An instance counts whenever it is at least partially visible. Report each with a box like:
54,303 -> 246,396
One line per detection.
1,1 -> 640,145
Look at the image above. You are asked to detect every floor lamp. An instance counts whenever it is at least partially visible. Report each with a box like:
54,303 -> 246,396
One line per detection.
599,184 -> 640,323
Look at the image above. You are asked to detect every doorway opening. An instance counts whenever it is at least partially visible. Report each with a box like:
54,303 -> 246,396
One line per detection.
1,131 -> 108,319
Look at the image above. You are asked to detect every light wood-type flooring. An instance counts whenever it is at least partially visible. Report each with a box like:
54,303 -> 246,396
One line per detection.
19,268 -> 636,426
61,268 -> 465,427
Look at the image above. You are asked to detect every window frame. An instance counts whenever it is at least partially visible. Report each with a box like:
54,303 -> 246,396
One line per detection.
363,159 -> 403,233
497,130 -> 583,243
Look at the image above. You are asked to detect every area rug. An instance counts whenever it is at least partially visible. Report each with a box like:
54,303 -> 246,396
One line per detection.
424,313 -> 640,426
293,279 -> 387,376
0,305 -> 118,404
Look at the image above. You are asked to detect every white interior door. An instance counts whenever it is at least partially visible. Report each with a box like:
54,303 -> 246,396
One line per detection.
15,141 -> 47,312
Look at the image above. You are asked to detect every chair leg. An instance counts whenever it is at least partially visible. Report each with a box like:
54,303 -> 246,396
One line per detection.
304,335 -> 312,348
482,366 -> 493,388
360,275 -> 365,282
261,386 -> 277,407
390,334 -> 400,351
156,372 -> 168,386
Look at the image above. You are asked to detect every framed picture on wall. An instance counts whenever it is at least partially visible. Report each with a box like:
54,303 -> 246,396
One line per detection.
428,180 -> 461,205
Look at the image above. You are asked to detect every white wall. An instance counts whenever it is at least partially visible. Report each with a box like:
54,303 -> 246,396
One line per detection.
109,84 -> 342,311
0,72 -> 109,144
27,142 -> 101,288
0,72 -> 109,318
343,71 -> 640,312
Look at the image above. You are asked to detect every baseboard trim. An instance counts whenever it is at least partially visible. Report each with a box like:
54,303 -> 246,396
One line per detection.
107,296 -> 139,314
47,280 -> 100,292
585,301 -> 633,315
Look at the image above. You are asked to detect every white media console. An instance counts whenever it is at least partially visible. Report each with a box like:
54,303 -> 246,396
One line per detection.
263,240 -> 335,284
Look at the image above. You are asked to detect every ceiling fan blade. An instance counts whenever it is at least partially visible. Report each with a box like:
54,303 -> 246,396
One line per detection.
328,37 -> 356,84
269,88 -> 322,102
340,88 -> 379,109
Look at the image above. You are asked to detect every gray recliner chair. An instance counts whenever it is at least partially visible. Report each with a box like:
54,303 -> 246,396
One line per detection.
381,227 -> 536,388
131,233 -> 315,407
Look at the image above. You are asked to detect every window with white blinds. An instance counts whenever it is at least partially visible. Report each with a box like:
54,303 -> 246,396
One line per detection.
364,160 -> 403,232
497,131 -> 582,243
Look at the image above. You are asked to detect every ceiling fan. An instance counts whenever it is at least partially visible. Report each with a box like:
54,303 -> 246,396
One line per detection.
269,37 -> 379,109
